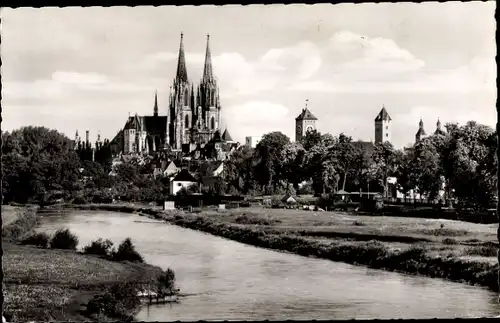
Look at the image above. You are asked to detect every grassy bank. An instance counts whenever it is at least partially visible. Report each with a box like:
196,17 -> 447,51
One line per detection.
56,203 -> 500,293
1,205 -> 173,322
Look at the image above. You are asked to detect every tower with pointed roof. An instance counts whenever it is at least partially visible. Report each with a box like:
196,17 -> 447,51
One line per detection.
415,118 -> 427,143
434,118 -> 446,136
153,90 -> 159,117
295,99 -> 318,142
374,105 -> 392,144
113,33 -> 229,157
168,32 -> 194,150
166,33 -> 222,151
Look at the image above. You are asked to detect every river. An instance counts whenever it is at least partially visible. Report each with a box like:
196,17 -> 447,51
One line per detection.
36,209 -> 500,320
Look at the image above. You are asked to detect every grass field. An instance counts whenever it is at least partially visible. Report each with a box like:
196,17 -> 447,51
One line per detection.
2,242 -> 164,322
2,205 -> 26,227
199,207 -> 499,264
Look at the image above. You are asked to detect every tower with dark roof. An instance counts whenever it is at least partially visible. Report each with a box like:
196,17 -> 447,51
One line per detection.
374,105 -> 392,144
434,118 -> 446,136
168,32 -> 193,150
166,33 -> 222,151
153,90 -> 159,117
295,99 -> 318,142
415,118 -> 427,143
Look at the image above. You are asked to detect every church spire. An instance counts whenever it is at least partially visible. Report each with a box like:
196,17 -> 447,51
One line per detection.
176,32 -> 188,83
153,90 -> 158,117
202,34 -> 214,84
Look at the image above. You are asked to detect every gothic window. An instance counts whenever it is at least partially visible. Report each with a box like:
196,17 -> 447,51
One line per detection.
210,91 -> 215,106
185,114 -> 189,128
210,116 -> 215,130
184,89 -> 189,106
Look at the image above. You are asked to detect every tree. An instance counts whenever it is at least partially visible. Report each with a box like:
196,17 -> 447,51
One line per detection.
280,142 -> 306,190
393,149 -> 414,201
300,129 -> 322,151
410,137 -> 443,201
2,126 -> 82,203
370,141 -> 397,197
253,131 -> 291,193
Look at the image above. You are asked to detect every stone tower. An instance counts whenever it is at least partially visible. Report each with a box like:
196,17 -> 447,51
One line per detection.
434,118 -> 446,136
374,105 -> 392,144
415,118 -> 427,143
153,90 -> 159,117
196,34 -> 221,142
168,33 -> 193,150
295,100 -> 318,142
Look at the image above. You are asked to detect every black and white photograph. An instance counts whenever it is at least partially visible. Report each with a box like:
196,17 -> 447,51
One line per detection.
0,1 -> 498,321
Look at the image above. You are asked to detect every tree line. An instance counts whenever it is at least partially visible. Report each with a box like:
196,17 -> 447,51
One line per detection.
1,121 -> 497,210
1,126 -> 166,204
222,120 -> 497,209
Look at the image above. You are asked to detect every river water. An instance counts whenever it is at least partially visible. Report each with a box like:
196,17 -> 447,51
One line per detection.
36,209 -> 500,320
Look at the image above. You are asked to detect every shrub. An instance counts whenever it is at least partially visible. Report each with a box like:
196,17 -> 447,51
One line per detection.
112,238 -> 144,263
72,196 -> 89,205
442,238 -> 458,245
157,268 -> 176,293
86,282 -> 140,320
2,208 -> 38,241
464,244 -> 498,257
20,232 -> 51,248
49,228 -> 79,250
83,238 -> 114,257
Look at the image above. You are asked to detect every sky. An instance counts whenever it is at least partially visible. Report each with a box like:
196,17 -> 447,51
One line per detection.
1,2 -> 497,148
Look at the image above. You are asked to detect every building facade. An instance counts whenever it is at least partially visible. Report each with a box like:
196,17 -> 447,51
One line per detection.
295,101 -> 318,142
115,33 -> 224,155
245,136 -> 263,148
374,106 -> 392,144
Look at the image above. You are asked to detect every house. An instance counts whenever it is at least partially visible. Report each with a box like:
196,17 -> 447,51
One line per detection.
164,161 -> 180,177
245,136 -> 262,148
169,169 -> 199,196
210,161 -> 224,177
281,193 -> 298,204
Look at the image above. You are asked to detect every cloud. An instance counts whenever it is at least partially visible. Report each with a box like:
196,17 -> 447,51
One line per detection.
223,101 -> 291,141
327,31 -> 425,77
52,71 -> 108,85
139,40 -> 322,97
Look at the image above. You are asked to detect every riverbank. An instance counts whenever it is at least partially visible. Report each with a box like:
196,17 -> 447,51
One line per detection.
54,203 -> 499,293
1,205 -> 171,322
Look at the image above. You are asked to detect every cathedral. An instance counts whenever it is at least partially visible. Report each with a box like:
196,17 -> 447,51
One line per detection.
111,33 -> 225,155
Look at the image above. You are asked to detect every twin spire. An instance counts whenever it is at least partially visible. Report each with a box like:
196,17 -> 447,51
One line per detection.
175,33 -> 214,84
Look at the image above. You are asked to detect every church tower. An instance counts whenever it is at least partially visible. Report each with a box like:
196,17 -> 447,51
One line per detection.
415,118 -> 427,143
374,105 -> 392,144
295,99 -> 318,142
197,34 -> 221,139
168,33 -> 193,150
153,90 -> 158,117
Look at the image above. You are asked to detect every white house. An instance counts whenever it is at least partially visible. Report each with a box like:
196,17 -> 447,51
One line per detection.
211,161 -> 224,177
245,136 -> 263,148
170,169 -> 199,196
164,161 -> 180,177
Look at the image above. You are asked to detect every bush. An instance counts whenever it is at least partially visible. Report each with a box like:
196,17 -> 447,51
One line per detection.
112,238 -> 144,263
72,196 -> 89,205
157,268 -> 176,293
20,232 -> 51,248
83,238 -> 114,257
2,208 -> 38,241
49,228 -> 79,250
86,282 -> 141,320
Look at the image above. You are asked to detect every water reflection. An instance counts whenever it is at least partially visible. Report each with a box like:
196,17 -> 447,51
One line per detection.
36,210 -> 500,321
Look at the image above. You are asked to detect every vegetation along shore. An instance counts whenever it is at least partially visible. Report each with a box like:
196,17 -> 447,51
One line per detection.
54,203 -> 500,293
1,205 -> 177,322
